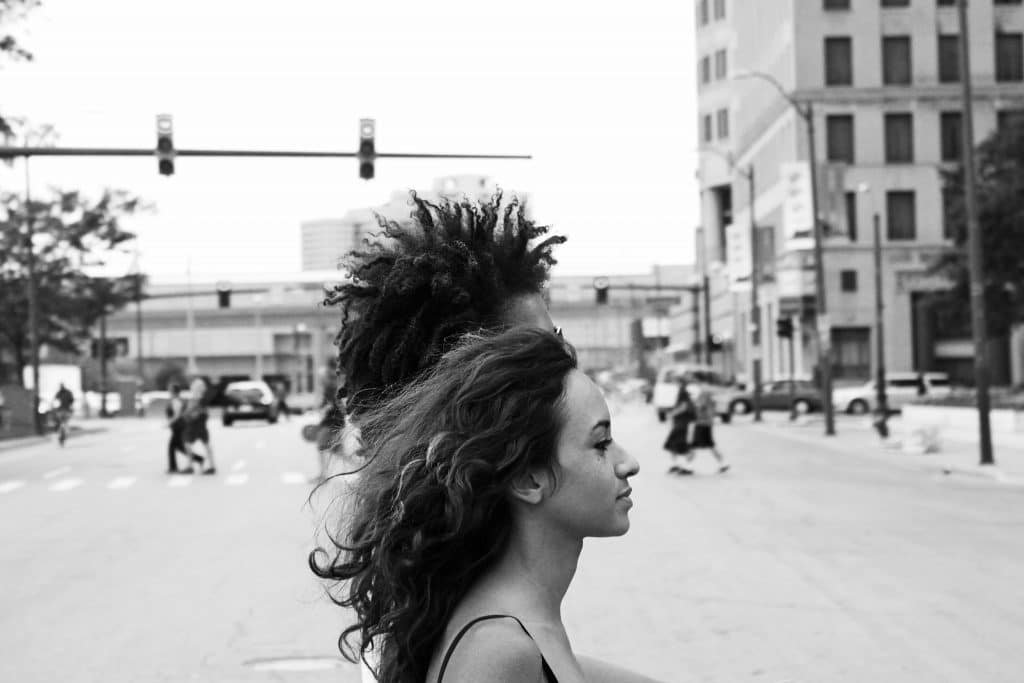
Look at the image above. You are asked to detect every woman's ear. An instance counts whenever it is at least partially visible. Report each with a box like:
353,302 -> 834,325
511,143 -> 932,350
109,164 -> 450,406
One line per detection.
508,468 -> 550,506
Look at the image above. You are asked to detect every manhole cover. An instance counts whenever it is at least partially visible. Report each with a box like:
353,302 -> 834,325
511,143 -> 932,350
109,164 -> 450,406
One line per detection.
243,656 -> 347,672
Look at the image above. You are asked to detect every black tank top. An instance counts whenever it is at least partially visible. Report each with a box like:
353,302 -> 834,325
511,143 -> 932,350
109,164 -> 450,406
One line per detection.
436,614 -> 558,682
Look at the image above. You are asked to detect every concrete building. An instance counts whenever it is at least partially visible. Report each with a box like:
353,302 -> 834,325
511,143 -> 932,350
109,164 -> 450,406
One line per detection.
100,265 -> 693,396
300,212 -> 376,271
685,0 -> 1024,386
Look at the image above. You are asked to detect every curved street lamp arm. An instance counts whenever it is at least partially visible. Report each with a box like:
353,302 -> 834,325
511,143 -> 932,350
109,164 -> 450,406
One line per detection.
733,70 -> 811,121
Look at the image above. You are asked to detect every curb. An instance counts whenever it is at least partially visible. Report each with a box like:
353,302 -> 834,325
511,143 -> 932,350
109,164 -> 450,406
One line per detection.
938,464 -> 1022,485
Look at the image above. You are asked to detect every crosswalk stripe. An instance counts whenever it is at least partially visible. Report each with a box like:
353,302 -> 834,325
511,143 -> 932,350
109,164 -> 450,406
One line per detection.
43,466 -> 71,480
0,480 -> 26,494
167,476 -> 192,488
281,472 -> 307,485
226,473 -> 249,486
107,476 -> 137,490
49,478 -> 82,492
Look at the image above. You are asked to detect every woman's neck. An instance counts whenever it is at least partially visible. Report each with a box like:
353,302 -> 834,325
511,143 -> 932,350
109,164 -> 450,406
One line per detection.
478,520 -> 583,623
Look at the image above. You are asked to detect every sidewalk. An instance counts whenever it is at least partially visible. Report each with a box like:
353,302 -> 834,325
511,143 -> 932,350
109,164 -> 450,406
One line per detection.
742,412 -> 1024,485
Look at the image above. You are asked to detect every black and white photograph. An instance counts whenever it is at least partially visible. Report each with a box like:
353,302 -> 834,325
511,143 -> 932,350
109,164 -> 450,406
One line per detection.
2,1 -> 1024,681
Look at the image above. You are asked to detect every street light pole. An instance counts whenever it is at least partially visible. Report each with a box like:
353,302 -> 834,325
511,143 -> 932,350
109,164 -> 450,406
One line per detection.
873,212 -> 890,437
23,155 -> 42,434
957,0 -> 994,466
805,103 -> 837,436
734,69 -> 835,436
746,164 -> 763,422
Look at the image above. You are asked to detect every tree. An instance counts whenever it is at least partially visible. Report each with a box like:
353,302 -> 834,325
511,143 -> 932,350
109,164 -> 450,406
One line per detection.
0,0 -> 42,138
933,121 -> 1024,338
0,188 -> 147,385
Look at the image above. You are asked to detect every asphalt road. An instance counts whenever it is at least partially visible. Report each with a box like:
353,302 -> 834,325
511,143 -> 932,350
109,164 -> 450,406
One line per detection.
2,404 -> 1022,682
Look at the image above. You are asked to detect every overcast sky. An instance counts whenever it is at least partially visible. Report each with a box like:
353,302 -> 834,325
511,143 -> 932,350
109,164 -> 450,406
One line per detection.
1,0 -> 699,283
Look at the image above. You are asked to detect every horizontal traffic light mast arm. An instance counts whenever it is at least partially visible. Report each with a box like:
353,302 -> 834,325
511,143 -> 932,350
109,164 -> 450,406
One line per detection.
0,146 -> 531,160
602,283 -> 703,292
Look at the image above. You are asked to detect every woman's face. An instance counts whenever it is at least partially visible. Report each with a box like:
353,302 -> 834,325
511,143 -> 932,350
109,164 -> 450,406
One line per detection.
542,369 -> 639,538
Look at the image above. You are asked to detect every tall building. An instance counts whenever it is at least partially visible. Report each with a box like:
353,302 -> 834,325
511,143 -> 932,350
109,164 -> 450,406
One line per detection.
690,0 -> 1024,386
300,211 -> 376,271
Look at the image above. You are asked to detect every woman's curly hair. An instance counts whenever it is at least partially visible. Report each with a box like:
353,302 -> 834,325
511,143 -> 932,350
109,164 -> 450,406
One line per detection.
323,190 -> 566,415
309,327 -> 578,683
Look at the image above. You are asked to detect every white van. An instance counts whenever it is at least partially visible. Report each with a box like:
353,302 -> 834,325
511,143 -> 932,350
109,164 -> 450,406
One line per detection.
652,364 -> 739,423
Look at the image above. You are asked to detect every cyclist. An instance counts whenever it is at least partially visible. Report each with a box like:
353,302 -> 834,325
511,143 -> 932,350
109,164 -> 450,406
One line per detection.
53,383 -> 75,446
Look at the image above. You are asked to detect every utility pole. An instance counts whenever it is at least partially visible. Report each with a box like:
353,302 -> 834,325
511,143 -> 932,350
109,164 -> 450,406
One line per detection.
957,0 -> 994,465
806,104 -> 836,436
746,164 -> 763,421
702,275 -> 712,365
99,310 -> 109,418
873,212 -> 890,438
23,155 -> 42,434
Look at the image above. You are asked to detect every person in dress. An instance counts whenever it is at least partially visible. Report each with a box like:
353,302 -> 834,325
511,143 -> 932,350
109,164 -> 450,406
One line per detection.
663,381 -> 696,475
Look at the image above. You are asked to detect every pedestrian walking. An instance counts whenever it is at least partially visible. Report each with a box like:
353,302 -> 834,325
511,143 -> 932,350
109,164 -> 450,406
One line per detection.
165,383 -> 189,474
274,381 -> 292,421
663,381 -> 695,474
182,378 -> 216,475
678,385 -> 729,475
311,328 -> 662,683
53,383 -> 75,446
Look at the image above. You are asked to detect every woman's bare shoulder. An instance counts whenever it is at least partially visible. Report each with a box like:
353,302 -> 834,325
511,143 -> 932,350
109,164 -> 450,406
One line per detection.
438,617 -> 546,682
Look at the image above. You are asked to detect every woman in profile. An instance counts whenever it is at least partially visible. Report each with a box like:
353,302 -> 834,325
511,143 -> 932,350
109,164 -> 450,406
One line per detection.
310,328 -> 661,683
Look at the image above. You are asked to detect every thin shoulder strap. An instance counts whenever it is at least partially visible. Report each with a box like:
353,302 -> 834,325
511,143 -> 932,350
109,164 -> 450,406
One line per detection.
437,614 -> 556,683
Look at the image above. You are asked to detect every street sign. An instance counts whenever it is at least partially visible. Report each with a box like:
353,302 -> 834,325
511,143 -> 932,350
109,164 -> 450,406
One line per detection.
781,161 -> 813,240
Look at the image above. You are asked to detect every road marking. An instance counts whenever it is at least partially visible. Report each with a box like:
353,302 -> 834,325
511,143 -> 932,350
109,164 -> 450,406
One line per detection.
281,472 -> 307,485
0,480 -> 26,494
168,476 -> 192,488
226,473 -> 249,486
49,478 -> 82,492
42,466 -> 71,480
107,476 -> 137,490
231,460 -> 247,471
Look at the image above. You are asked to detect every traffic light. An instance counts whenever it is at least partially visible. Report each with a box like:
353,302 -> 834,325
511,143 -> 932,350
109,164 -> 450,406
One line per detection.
359,118 -> 375,180
156,114 -> 174,176
216,282 -> 232,308
776,317 -> 794,339
593,276 -> 610,305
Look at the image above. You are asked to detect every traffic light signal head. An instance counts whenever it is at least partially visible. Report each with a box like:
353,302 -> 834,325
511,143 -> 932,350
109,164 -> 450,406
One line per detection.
359,118 -> 375,180
593,276 -> 610,305
156,114 -> 174,176
707,333 -> 724,352
776,317 -> 794,339
216,281 -> 232,309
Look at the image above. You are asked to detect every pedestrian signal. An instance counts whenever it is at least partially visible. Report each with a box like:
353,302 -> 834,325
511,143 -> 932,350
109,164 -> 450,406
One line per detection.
359,118 -> 375,180
156,114 -> 175,176
593,276 -> 610,305
776,317 -> 794,339
216,282 -> 232,309
707,334 -> 724,352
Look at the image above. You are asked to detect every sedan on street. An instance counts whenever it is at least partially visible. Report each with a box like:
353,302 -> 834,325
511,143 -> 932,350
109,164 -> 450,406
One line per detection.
729,379 -> 823,415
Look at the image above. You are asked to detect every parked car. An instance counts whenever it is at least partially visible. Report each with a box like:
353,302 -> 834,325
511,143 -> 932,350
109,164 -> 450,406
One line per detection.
729,379 -> 823,415
652,364 -> 740,423
221,380 -> 279,426
832,371 -> 952,414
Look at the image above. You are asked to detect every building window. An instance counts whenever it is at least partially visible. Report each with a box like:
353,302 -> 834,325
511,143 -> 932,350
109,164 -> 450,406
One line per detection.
713,0 -> 726,20
940,111 -> 963,161
882,0 -> 910,6
831,327 -> 871,380
840,270 -> 858,292
826,115 -> 855,163
884,113 -> 914,163
714,49 -> 727,80
938,35 -> 961,83
703,113 -> 713,142
937,0 -> 956,5
942,186 -> 959,240
825,37 -> 853,86
882,36 -> 912,85
845,191 -> 858,242
716,108 -> 729,139
887,191 -> 916,240
997,109 -> 1024,134
995,0 -> 1023,5
996,33 -> 1024,82
824,0 -> 850,9
699,0 -> 709,25
700,56 -> 711,85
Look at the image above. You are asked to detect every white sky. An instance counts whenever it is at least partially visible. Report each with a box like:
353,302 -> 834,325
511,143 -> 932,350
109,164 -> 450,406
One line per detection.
1,0 -> 699,283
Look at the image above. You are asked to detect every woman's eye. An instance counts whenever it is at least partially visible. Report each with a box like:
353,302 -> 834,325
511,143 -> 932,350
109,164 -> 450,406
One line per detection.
595,438 -> 613,453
